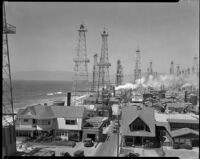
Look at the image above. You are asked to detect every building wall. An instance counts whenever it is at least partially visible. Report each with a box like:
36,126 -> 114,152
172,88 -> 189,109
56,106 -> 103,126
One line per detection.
57,118 -> 82,130
36,119 -> 55,131
15,118 -> 34,130
55,129 -> 81,141
169,123 -> 199,131
82,128 -> 102,142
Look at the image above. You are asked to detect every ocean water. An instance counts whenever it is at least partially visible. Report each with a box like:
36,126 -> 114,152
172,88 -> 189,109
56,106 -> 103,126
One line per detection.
12,80 -> 73,109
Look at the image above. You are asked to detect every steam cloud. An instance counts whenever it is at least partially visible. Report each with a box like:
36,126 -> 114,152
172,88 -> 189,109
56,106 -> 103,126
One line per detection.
115,73 -> 199,91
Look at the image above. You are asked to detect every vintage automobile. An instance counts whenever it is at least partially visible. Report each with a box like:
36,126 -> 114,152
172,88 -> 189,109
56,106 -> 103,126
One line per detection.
83,138 -> 94,147
74,150 -> 85,157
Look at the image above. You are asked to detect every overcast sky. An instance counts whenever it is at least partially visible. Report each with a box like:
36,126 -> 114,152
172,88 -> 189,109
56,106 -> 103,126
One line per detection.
6,1 -> 199,75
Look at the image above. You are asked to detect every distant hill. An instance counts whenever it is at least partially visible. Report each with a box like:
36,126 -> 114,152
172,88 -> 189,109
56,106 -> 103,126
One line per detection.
12,71 -> 166,82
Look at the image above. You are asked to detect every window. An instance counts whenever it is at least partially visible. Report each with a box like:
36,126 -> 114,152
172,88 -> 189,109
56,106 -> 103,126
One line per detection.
32,119 -> 36,124
174,138 -> 179,143
38,120 -> 51,125
24,119 -> 28,122
179,138 -> 185,144
65,120 -> 76,125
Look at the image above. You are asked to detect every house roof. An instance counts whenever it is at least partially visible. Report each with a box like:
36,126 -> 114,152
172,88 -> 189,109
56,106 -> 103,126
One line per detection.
50,106 -> 85,118
86,116 -> 106,123
167,118 -> 199,124
84,117 -> 105,128
170,128 -> 199,138
120,106 -> 155,137
16,105 -> 86,119
167,103 -> 185,108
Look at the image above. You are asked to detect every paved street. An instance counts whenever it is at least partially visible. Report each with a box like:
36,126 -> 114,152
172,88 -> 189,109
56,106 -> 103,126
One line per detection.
95,121 -> 118,157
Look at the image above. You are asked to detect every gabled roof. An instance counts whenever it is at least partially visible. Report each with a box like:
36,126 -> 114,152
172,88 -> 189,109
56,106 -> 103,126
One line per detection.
50,106 -> 85,118
170,128 -> 199,138
16,105 -> 86,119
120,106 -> 155,137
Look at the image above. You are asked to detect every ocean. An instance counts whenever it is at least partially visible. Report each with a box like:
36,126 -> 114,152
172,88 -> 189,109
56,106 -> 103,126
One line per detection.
12,80 -> 73,110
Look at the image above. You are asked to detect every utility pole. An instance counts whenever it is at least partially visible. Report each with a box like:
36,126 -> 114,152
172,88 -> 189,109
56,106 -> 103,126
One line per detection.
117,103 -> 120,157
72,24 -> 90,104
3,2 -> 17,157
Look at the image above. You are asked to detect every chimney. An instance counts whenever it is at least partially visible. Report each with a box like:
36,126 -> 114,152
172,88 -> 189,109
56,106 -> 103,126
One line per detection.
67,92 -> 71,106
184,91 -> 187,103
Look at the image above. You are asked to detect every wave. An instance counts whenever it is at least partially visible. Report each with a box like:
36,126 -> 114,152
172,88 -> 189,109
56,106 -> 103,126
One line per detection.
46,91 -> 63,96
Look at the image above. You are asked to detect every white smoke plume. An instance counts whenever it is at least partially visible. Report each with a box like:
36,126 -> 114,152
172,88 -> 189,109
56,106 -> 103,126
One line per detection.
115,73 -> 199,91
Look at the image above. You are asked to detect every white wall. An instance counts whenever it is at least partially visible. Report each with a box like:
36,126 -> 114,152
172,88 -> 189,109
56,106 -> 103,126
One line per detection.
36,119 -> 53,130
16,118 -> 33,129
57,118 -> 82,130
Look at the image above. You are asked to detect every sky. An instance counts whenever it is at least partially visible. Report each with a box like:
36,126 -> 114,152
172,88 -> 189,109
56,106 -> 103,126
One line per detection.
5,1 -> 199,75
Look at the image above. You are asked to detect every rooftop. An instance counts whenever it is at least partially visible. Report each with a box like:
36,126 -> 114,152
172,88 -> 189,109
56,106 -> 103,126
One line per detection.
16,105 -> 86,119
121,106 -> 155,137
170,128 -> 199,137
154,111 -> 199,123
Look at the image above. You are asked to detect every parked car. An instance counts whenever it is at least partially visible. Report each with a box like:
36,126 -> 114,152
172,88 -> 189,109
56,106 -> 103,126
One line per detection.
74,150 -> 85,157
83,138 -> 94,147
119,154 -> 126,157
173,143 -> 180,149
60,151 -> 71,157
113,127 -> 118,133
128,152 -> 140,157
179,144 -> 192,150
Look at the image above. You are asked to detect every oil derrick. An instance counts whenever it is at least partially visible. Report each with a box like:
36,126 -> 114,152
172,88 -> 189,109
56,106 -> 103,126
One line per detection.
97,28 -> 111,92
187,67 -> 190,75
192,56 -> 199,77
170,61 -> 174,75
3,3 -> 16,126
133,49 -> 141,83
72,24 -> 90,102
176,64 -> 181,76
149,61 -> 153,76
91,53 -> 99,92
3,3 -> 17,156
116,60 -> 123,86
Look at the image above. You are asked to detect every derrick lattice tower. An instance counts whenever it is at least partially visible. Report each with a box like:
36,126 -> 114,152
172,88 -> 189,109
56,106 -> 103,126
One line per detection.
176,64 -> 181,76
91,53 -> 99,92
192,56 -> 199,77
170,61 -> 174,75
134,49 -> 141,83
3,3 -> 16,126
2,3 -> 17,157
97,28 -> 111,92
116,60 -> 123,86
72,24 -> 90,101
